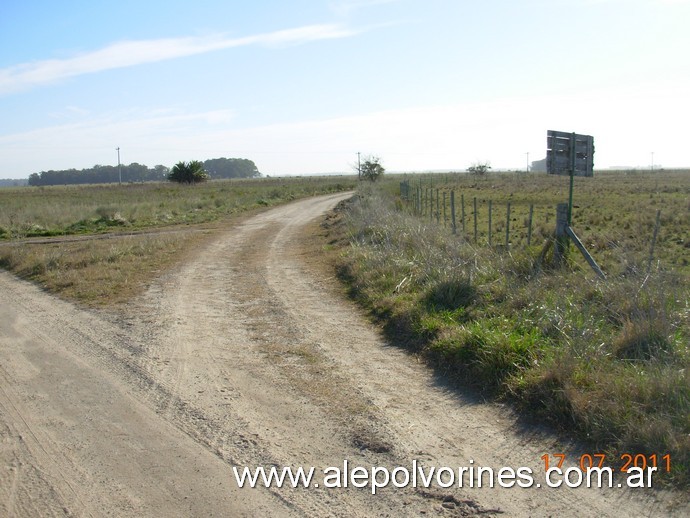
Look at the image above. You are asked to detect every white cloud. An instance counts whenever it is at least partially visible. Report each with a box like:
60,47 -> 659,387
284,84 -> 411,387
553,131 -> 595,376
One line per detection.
0,24 -> 357,96
2,80 -> 688,177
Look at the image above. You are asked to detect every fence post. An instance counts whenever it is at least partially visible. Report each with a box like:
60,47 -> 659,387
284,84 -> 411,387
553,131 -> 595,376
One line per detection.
488,199 -> 493,247
436,189 -> 440,224
554,202 -> 569,264
443,191 -> 447,227
473,197 -> 478,243
505,202 -> 511,249
527,204 -> 534,246
451,190 -> 457,235
461,194 -> 466,233
429,188 -> 434,223
647,209 -> 662,274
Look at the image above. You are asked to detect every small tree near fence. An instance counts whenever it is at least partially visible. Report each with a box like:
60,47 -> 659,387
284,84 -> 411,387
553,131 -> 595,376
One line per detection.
468,162 -> 491,176
360,156 -> 385,182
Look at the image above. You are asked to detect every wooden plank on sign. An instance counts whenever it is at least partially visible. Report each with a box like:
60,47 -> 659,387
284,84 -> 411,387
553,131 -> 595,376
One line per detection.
546,130 -> 594,177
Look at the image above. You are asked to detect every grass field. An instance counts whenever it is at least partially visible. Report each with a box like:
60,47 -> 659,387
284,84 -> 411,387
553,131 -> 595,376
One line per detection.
391,169 -> 690,276
0,176 -> 355,305
334,169 -> 689,487
0,176 -> 354,238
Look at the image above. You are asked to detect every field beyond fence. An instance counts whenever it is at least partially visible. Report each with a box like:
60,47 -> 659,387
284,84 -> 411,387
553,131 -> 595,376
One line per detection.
396,169 -> 690,277
337,169 -> 689,487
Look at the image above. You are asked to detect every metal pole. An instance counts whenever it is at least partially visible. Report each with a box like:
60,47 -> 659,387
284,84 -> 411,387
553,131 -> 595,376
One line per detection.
357,152 -> 361,181
568,133 -> 575,226
116,147 -> 122,185
568,171 -> 574,226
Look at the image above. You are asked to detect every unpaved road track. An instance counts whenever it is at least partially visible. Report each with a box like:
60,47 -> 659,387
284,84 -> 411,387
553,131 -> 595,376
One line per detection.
1,192 -> 686,517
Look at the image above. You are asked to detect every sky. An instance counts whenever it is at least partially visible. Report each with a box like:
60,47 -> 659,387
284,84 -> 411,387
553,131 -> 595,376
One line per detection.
1,0 -> 689,178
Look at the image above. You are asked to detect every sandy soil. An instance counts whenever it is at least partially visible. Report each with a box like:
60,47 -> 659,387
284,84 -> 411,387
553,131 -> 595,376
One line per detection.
0,192 -> 686,517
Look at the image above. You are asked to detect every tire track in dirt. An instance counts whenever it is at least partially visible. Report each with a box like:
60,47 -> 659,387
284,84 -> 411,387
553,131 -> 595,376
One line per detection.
0,271 -> 289,516
130,193 -> 461,516
128,192 -> 686,516
1,192 -> 687,517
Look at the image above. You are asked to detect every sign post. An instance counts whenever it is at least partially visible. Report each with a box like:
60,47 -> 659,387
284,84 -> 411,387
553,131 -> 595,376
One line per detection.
546,130 -> 594,225
545,130 -> 604,278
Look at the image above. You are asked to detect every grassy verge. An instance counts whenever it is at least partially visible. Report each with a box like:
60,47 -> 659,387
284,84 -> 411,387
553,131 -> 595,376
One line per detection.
0,176 -> 355,306
332,180 -> 689,487
0,232 -> 206,306
0,176 -> 354,239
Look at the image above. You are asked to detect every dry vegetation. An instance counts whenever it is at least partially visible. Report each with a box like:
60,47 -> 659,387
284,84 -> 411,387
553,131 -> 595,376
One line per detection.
0,232 -> 207,306
334,170 -> 689,487
0,176 -> 355,306
0,176 -> 354,238
394,170 -> 690,275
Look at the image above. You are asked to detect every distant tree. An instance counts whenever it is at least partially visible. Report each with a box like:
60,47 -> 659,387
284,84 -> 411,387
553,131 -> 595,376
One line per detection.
468,162 -> 491,176
359,155 -> 385,182
152,165 -> 170,181
203,157 -> 260,179
168,160 -> 209,184
27,157 -> 252,186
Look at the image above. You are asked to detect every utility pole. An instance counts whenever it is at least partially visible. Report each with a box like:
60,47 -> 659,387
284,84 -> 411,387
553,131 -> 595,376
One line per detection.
357,151 -> 361,181
116,147 -> 122,185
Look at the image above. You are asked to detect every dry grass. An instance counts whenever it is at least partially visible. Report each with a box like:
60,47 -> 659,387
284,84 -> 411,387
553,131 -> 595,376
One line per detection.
0,176 -> 355,238
392,169 -> 690,275
333,176 -> 689,487
0,231 -> 211,306
0,176 -> 355,306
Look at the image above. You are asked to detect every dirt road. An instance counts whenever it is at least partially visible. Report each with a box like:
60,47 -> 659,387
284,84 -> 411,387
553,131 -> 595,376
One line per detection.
0,192 -> 686,516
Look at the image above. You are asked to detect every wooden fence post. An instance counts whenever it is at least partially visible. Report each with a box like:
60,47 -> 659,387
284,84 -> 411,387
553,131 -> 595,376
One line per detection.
566,226 -> 606,279
473,197 -> 478,243
461,194 -> 465,233
443,191 -> 447,227
647,209 -> 662,274
554,202 -> 569,265
429,188 -> 434,223
488,200 -> 493,247
505,202 -> 511,249
451,190 -> 457,235
527,204 -> 534,246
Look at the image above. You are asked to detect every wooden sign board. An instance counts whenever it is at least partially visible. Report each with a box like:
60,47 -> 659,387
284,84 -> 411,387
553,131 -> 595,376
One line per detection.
547,130 -> 594,177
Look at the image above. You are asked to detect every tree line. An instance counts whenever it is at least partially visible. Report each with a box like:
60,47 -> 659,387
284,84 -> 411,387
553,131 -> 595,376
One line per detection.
0,178 -> 28,187
28,157 -> 260,186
